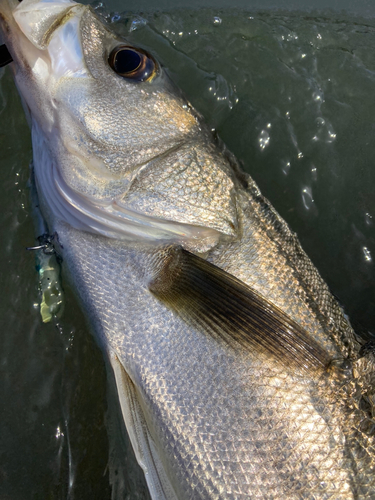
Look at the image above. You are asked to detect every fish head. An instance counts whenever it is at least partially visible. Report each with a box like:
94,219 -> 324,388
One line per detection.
0,0 -> 238,249
2,0 -> 198,159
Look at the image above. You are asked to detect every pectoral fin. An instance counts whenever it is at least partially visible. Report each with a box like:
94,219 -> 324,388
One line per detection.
149,247 -> 331,374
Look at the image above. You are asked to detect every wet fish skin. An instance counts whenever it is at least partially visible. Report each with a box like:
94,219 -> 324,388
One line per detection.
1,0 -> 375,498
55,200 -> 375,500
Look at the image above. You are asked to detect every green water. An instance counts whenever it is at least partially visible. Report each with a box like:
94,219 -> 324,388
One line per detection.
0,2 -> 374,498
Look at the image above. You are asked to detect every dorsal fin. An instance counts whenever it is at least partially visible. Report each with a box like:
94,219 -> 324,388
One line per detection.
149,246 -> 331,374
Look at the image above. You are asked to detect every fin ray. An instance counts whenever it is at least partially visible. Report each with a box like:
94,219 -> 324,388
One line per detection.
149,247 -> 331,374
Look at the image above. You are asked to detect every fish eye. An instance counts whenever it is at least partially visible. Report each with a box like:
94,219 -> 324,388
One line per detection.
108,45 -> 157,82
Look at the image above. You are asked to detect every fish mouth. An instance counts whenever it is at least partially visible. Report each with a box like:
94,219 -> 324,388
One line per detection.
0,0 -> 85,45
0,0 -> 88,85
12,0 -> 81,50
0,0 -> 92,159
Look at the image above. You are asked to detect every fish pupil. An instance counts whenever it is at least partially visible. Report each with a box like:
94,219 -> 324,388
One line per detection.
114,49 -> 142,75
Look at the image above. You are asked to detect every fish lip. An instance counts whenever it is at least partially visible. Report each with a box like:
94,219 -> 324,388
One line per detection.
21,4 -> 80,50
0,0 -> 86,67
0,0 -> 91,132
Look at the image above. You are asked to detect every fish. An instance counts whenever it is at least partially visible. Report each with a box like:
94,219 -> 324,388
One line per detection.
1,0 -> 375,498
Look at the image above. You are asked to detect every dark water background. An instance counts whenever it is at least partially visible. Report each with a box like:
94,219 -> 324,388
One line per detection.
0,0 -> 374,498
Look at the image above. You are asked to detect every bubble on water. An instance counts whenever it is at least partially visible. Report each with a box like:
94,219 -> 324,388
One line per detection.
312,91 -> 324,102
129,16 -> 147,32
206,74 -> 237,114
363,247 -> 372,262
365,212 -> 373,226
313,117 -> 336,143
311,164 -> 318,182
213,16 -> 222,26
111,13 -> 121,23
55,426 -> 64,439
281,160 -> 291,175
258,129 -> 270,150
287,32 -> 298,41
90,1 -> 109,19
91,1 -> 104,10
302,186 -> 314,210
327,130 -> 336,142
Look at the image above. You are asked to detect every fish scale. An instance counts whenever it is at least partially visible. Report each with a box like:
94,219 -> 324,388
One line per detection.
53,214 -> 373,499
1,0 -> 374,497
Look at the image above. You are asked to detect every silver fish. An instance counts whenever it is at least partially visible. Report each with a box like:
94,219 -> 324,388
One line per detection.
1,0 -> 375,498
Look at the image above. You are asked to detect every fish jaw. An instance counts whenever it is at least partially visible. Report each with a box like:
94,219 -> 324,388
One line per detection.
0,0 -> 87,129
12,0 -> 82,51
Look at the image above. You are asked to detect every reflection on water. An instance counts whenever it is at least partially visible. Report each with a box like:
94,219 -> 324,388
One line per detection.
0,4 -> 374,498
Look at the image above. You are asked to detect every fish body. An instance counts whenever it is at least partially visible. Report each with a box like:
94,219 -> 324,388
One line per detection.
1,0 -> 375,498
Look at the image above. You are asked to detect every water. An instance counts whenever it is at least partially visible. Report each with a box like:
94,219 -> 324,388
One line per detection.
0,2 -> 374,498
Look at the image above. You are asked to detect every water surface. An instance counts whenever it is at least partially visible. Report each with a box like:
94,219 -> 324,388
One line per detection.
0,2 -> 374,498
